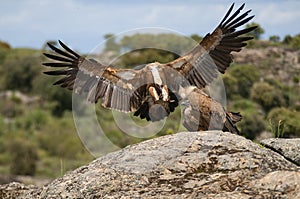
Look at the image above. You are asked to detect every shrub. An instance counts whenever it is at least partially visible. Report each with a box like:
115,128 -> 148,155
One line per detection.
104,34 -> 120,53
282,34 -> 300,49
267,107 -> 300,138
269,35 -> 280,43
1,54 -> 41,92
0,98 -> 24,118
227,64 -> 260,98
231,99 -> 266,140
0,40 -> 11,49
36,113 -> 87,159
31,70 -> 73,117
15,109 -> 49,131
250,82 -> 286,113
8,136 -> 38,176
231,99 -> 260,114
119,48 -> 177,68
222,73 -> 238,100
283,35 -> 293,45
238,113 -> 266,140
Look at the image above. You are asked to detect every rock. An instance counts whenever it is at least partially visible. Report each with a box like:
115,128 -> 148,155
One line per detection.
249,171 -> 300,199
2,131 -> 300,198
0,175 -> 50,187
0,90 -> 40,105
0,182 -> 38,199
260,138 -> 300,166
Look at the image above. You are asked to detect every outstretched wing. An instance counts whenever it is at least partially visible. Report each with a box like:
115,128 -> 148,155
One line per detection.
166,3 -> 257,88
43,40 -> 147,113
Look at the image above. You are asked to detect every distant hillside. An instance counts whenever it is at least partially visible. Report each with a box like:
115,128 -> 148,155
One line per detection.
234,45 -> 300,86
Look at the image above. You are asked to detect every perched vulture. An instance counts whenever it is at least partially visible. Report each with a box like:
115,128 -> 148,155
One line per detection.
43,3 -> 256,133
180,86 -> 242,133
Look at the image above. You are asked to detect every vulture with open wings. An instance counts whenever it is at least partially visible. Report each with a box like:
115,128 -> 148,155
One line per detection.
43,3 -> 256,133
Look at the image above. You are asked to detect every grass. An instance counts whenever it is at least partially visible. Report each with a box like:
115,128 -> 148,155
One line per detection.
269,119 -> 285,138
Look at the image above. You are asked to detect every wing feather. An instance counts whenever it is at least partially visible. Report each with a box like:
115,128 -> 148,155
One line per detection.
44,53 -> 74,63
47,41 -> 78,60
222,3 -> 245,27
43,62 -> 73,67
58,40 -> 80,58
166,3 -> 257,88
43,40 -> 146,112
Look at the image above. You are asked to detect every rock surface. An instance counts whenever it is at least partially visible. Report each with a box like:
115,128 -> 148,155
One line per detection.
1,131 -> 300,198
260,138 -> 300,166
0,182 -> 38,199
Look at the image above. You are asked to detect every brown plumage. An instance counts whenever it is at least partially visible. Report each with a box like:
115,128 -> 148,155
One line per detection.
43,3 -> 255,130
180,87 -> 242,134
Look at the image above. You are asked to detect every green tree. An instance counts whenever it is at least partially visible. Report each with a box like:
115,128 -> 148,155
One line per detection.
282,35 -> 293,45
0,40 -> 11,49
250,82 -> 286,113
226,64 -> 260,98
0,52 -> 41,92
282,34 -> 300,49
269,35 -> 280,43
104,34 -> 120,53
245,22 -> 264,39
289,34 -> 300,49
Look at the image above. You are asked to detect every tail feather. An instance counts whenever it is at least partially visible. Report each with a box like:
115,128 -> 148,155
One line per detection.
229,112 -> 242,123
223,112 -> 242,134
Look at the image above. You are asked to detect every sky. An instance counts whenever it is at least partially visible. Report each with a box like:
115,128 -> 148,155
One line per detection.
1,0 -> 300,53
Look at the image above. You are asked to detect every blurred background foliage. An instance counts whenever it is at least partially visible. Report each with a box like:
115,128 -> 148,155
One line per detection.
0,22 -> 299,184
